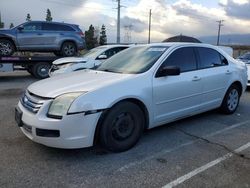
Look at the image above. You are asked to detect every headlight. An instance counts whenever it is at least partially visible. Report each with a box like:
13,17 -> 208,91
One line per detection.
48,92 -> 83,118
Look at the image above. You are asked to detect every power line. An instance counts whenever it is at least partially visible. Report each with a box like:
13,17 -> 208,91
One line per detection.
216,20 -> 224,45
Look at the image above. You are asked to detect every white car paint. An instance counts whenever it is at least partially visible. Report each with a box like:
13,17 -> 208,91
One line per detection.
49,45 -> 129,76
16,43 -> 247,149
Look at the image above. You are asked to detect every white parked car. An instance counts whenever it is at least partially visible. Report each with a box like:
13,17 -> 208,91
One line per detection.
15,43 -> 247,152
49,45 -> 129,76
237,52 -> 250,86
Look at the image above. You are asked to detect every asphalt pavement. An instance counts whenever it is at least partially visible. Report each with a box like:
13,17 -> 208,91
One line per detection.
0,71 -> 249,188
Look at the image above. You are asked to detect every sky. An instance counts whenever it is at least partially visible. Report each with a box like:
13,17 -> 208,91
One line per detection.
1,0 -> 250,43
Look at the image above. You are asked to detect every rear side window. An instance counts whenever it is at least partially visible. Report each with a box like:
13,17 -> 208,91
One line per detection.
42,23 -> 75,31
161,47 -> 197,72
23,23 -> 42,31
196,47 -> 228,69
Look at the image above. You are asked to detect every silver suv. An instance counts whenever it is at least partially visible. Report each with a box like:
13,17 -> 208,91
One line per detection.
0,21 -> 85,57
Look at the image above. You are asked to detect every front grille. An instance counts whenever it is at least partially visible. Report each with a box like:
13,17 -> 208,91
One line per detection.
21,91 -> 47,114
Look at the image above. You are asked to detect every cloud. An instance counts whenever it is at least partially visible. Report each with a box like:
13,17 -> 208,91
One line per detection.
220,0 -> 250,20
120,16 -> 147,33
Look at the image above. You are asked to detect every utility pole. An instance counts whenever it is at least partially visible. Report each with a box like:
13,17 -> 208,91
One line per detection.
216,20 -> 224,46
148,9 -> 152,44
117,0 -> 121,44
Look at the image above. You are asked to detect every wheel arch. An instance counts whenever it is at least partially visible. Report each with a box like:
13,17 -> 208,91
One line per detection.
93,98 -> 150,145
60,40 -> 78,50
230,81 -> 243,96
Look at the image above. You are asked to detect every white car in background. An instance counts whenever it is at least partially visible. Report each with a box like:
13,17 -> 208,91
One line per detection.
15,43 -> 247,152
49,45 -> 129,76
237,52 -> 250,86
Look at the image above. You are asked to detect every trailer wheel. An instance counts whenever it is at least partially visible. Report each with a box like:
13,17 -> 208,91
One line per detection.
32,62 -> 51,79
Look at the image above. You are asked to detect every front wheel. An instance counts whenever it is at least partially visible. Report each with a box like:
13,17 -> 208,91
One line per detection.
100,101 -> 145,152
0,39 -> 15,56
220,85 -> 240,114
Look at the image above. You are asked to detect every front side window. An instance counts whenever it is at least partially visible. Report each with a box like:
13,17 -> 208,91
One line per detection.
159,47 -> 197,73
23,23 -> 42,31
197,47 -> 228,69
96,46 -> 168,74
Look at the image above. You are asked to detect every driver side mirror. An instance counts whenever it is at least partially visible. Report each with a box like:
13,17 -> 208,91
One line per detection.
156,65 -> 180,78
17,25 -> 24,31
97,54 -> 107,60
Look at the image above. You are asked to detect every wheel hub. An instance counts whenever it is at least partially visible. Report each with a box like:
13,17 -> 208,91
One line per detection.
227,89 -> 239,111
112,113 -> 135,141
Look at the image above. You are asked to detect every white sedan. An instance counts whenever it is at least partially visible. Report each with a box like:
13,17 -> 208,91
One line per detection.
49,45 -> 129,76
15,43 -> 247,152
237,52 -> 250,86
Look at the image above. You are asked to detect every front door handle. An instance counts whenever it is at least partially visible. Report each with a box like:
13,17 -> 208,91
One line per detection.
192,76 -> 201,81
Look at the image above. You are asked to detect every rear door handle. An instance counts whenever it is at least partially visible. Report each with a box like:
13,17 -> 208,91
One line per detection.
192,76 -> 201,81
226,70 -> 232,75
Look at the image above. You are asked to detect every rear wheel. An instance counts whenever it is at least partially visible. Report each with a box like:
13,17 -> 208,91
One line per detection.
99,101 -> 145,152
220,85 -> 240,114
32,62 -> 51,79
0,39 -> 15,56
60,42 -> 77,57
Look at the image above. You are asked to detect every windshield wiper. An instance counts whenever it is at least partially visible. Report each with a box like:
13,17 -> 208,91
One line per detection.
100,69 -> 124,74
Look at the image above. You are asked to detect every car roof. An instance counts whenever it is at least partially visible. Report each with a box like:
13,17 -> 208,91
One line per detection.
135,42 -> 216,48
24,21 -> 78,27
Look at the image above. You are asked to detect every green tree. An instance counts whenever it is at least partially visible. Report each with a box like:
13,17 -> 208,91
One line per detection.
26,13 -> 31,21
46,9 -> 52,22
99,24 -> 107,45
9,23 -> 14,28
85,24 -> 98,50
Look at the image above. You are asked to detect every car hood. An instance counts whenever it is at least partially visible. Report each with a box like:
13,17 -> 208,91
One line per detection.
28,70 -> 133,98
53,57 -> 91,65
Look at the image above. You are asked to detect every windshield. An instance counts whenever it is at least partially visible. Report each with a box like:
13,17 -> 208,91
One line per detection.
96,46 -> 168,74
83,47 -> 107,58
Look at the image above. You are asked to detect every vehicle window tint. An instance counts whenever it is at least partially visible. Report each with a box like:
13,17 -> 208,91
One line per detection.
197,47 -> 227,68
161,47 -> 197,72
23,23 -> 42,31
43,23 -> 74,31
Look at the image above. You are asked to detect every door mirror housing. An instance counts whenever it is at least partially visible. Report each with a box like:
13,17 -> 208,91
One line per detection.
17,25 -> 24,31
156,66 -> 180,77
97,54 -> 107,60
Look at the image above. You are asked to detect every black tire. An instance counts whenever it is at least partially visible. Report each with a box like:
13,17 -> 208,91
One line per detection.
32,62 -> 51,79
0,39 -> 15,56
60,42 -> 77,57
100,101 -> 145,152
220,85 -> 240,114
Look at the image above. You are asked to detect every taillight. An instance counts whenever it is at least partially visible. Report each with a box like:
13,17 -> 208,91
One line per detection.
78,32 -> 85,38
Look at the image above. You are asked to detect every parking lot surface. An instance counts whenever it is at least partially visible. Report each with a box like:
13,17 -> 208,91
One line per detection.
0,72 -> 250,188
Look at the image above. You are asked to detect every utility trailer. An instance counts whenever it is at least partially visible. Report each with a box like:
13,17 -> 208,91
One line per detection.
0,56 -> 59,79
